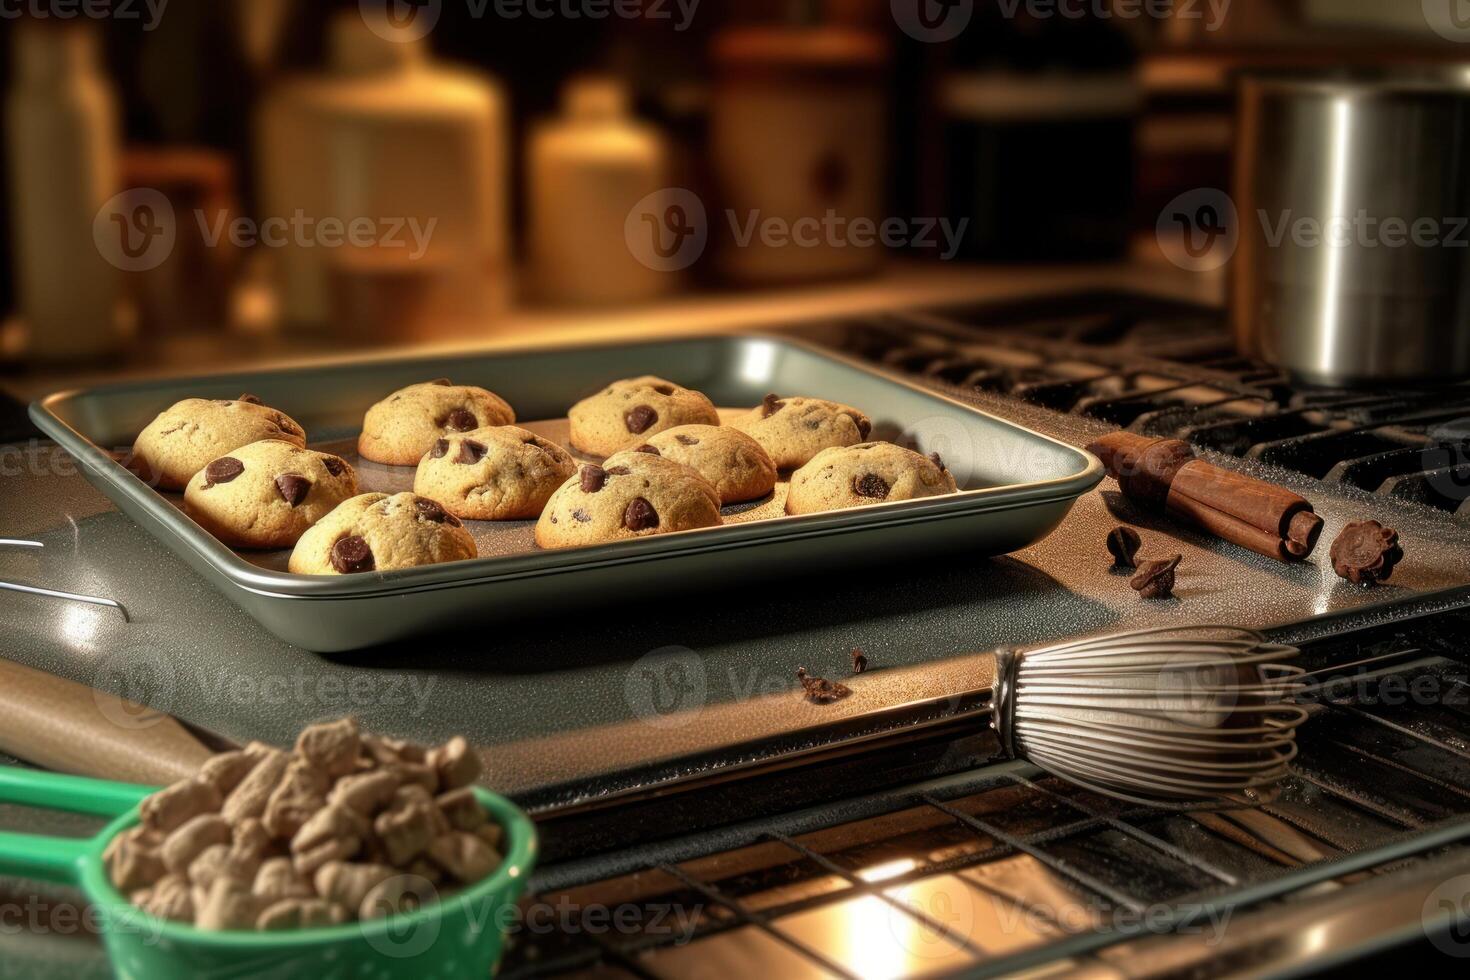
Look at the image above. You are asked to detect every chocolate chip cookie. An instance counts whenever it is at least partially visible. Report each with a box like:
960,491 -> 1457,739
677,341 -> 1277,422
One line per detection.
567,376 -> 719,457
639,425 -> 777,504
130,395 -> 307,491
288,492 -> 478,575
785,443 -> 958,515
413,425 -> 576,521
534,452 -> 722,550
729,394 -> 872,470
183,440 -> 359,549
358,380 -> 516,466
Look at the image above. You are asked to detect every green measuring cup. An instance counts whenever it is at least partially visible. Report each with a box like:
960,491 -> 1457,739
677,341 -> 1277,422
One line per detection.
0,767 -> 537,979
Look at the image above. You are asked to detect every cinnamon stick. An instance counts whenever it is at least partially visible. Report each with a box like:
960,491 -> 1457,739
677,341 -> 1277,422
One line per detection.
1087,432 -> 1323,563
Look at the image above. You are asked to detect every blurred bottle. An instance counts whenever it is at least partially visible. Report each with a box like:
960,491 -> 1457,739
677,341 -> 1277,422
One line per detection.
256,11 -> 509,336
528,77 -> 672,307
5,21 -> 122,360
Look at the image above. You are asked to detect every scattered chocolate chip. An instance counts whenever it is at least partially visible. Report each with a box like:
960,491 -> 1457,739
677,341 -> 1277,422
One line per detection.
322,457 -> 347,477
928,452 -> 946,472
623,498 -> 659,531
633,444 -> 660,456
203,457 -> 245,488
624,405 -> 658,434
580,465 -> 607,493
1106,527 -> 1143,569
1130,555 -> 1182,599
651,383 -> 675,396
444,409 -> 477,432
414,498 -> 448,524
571,509 -> 591,523
330,536 -> 374,574
1330,520 -> 1403,586
455,440 -> 488,465
605,466 -> 631,476
274,474 -> 311,507
851,649 -> 868,674
760,394 -> 784,418
675,434 -> 700,446
238,393 -> 263,405
796,668 -> 851,704
429,439 -> 449,460
853,474 -> 890,499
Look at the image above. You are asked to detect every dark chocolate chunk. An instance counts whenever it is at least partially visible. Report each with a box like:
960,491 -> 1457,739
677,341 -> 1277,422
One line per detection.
322,456 -> 347,477
237,393 -> 263,405
330,536 -> 374,574
444,409 -> 477,432
853,474 -> 890,499
623,497 -> 659,531
675,434 -> 700,446
851,415 -> 872,440
571,508 -> 591,523
928,452 -> 946,472
580,465 -> 607,493
455,440 -> 488,465
624,405 -> 658,434
274,474 -> 311,507
760,393 -> 784,418
633,444 -> 660,456
796,668 -> 851,704
651,383 -> 675,396
203,457 -> 244,488
1106,526 -> 1143,569
429,439 -> 450,460
1130,554 -> 1182,599
1330,520 -> 1403,586
851,649 -> 868,674
414,498 -> 448,523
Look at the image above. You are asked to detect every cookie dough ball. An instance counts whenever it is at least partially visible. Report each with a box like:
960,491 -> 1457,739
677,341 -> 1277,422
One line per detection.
130,395 -> 307,491
639,425 -> 776,504
567,376 -> 719,457
786,443 -> 958,515
358,380 -> 515,466
288,492 -> 478,575
184,440 -> 359,549
729,394 -> 872,470
535,452 -> 721,550
413,426 -> 576,521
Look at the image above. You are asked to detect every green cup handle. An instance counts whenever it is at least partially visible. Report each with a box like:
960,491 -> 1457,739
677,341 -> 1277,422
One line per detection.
0,768 -> 156,885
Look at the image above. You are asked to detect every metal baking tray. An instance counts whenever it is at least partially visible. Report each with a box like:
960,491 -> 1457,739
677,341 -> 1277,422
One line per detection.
31,333 -> 1102,652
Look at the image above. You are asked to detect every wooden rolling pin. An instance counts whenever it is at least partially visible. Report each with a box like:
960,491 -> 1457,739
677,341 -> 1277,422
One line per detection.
1088,432 -> 1324,562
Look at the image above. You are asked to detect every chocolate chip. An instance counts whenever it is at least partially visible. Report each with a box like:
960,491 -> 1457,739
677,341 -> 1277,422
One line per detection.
322,457 -> 347,477
1330,520 -> 1403,586
796,668 -> 851,704
633,444 -> 660,456
444,409 -> 477,432
1106,526 -> 1142,569
623,498 -> 659,531
624,405 -> 658,434
853,474 -> 890,499
330,536 -> 374,574
853,415 -> 872,440
274,474 -> 311,507
760,394 -> 784,418
580,465 -> 606,493
851,649 -> 868,674
455,440 -> 488,465
414,498 -> 448,524
675,434 -> 700,446
238,393 -> 263,405
1130,554 -> 1182,599
571,509 -> 591,523
651,383 -> 675,396
203,457 -> 244,488
929,452 -> 946,472
429,439 -> 449,460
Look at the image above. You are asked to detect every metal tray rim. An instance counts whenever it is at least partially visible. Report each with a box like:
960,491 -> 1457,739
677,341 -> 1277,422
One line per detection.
29,331 -> 1103,600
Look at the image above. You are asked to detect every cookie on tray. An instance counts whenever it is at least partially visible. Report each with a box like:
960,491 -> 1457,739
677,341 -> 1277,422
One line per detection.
413,426 -> 576,521
535,452 -> 721,550
289,492 -> 477,575
358,380 -> 515,466
567,376 -> 719,457
184,440 -> 359,549
786,443 -> 958,515
130,395 -> 307,491
639,425 -> 776,504
728,394 -> 872,470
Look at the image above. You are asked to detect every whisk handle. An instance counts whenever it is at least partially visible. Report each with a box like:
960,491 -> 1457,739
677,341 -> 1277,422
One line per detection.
989,646 -> 1022,760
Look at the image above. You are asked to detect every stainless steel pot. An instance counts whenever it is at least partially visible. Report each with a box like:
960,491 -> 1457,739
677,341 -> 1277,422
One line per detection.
1232,71 -> 1470,386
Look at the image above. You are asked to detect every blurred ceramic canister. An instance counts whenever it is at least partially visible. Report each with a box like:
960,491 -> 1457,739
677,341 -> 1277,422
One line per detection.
527,77 -> 673,306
